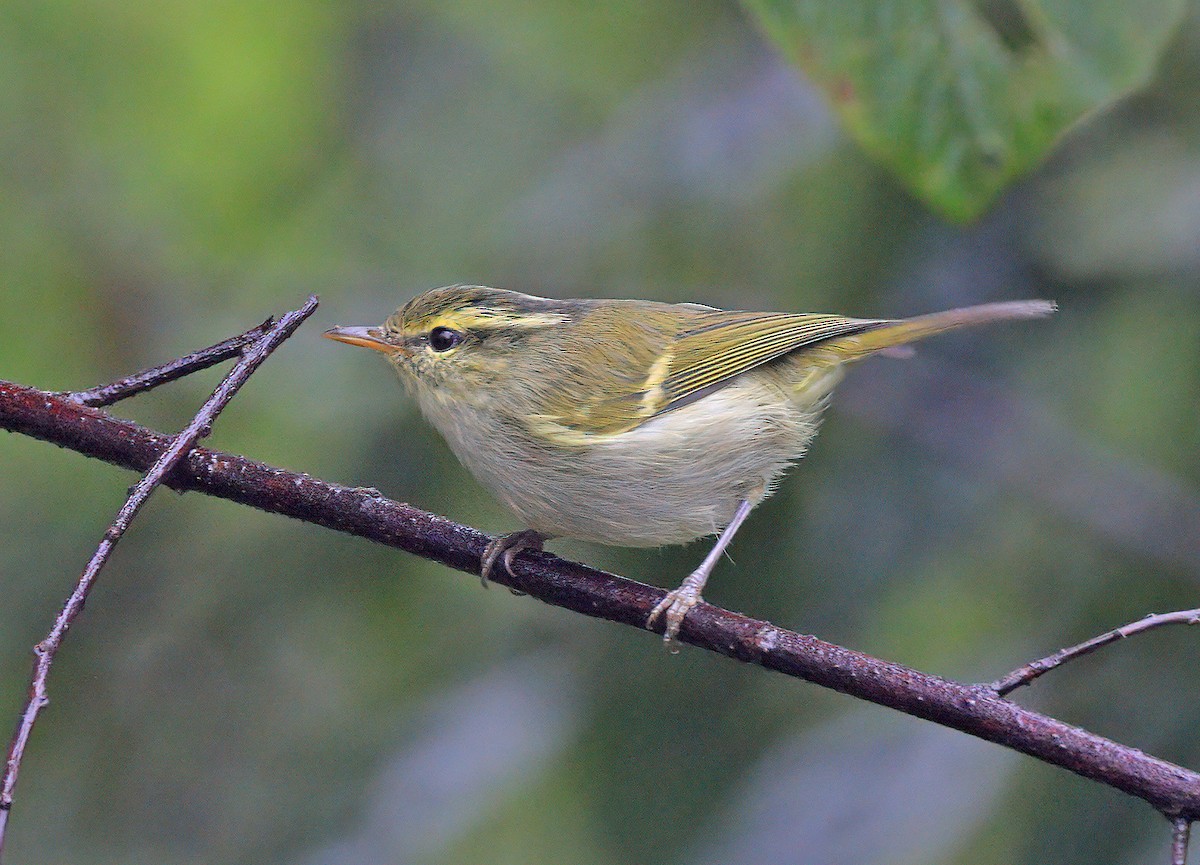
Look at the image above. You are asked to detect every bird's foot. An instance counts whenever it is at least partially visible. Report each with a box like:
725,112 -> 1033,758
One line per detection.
646,572 -> 706,650
480,529 -> 545,590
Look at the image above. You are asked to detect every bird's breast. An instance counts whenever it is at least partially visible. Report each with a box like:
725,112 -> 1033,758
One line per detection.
417,365 -> 840,547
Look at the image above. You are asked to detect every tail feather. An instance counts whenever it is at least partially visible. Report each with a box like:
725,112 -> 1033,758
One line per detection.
825,300 -> 1056,360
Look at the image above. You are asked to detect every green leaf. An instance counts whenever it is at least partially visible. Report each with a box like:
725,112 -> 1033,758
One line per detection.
742,0 -> 1186,221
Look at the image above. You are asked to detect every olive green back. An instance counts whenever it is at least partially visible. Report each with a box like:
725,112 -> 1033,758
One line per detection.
536,306 -> 885,437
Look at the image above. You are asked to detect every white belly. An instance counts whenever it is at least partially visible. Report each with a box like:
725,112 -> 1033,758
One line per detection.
420,366 -> 842,547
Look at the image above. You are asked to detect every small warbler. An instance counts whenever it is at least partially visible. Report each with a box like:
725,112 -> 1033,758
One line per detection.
326,286 -> 1054,643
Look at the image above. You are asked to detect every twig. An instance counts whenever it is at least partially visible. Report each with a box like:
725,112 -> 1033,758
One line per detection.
67,319 -> 274,407
1,378 -> 1199,823
0,298 -> 316,861
992,609 -> 1200,697
1174,817 -> 1192,865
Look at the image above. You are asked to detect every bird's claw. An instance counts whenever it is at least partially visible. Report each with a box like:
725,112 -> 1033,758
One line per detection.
480,529 -> 545,591
646,579 -> 704,650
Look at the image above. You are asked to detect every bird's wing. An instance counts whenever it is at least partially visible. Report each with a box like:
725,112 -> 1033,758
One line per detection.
527,307 -> 885,443
663,309 -> 885,407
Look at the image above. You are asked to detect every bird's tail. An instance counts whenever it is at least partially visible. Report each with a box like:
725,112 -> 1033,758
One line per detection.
822,299 -> 1056,361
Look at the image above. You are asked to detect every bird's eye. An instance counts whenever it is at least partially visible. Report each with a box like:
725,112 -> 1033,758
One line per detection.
428,326 -> 464,352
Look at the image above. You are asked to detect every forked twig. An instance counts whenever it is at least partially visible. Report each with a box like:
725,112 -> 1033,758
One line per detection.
0,297 -> 317,861
992,609 -> 1200,697
67,319 -> 274,407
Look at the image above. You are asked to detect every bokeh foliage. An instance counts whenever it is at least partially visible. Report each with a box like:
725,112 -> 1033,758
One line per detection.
1,1 -> 1199,864
744,0 -> 1188,220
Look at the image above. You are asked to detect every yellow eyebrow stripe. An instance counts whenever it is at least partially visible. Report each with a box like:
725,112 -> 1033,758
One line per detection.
419,308 -> 569,334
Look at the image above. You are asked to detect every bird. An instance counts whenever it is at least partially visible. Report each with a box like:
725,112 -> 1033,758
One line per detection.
325,285 -> 1054,644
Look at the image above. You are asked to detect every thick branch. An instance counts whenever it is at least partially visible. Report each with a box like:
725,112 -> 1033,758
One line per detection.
2,380 -> 1199,819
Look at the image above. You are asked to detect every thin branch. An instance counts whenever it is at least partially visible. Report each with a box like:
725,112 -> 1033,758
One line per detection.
0,298 -> 316,861
67,319 -> 274,407
993,609 -> 1200,697
1,379 -> 1199,822
1174,817 -> 1192,865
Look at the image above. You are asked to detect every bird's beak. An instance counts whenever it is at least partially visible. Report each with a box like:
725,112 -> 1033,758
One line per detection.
323,325 -> 398,354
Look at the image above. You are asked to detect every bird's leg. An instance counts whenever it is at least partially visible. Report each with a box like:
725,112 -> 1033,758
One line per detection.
647,498 -> 754,646
480,529 -> 547,588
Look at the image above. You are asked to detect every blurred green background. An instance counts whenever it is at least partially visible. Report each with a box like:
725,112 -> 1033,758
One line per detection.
3,1 -> 1200,863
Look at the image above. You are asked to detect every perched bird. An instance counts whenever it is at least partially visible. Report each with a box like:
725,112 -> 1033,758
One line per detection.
326,286 -> 1054,644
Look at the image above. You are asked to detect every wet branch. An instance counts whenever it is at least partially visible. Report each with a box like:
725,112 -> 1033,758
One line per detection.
2,376 -> 1200,831
0,297 -> 317,861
